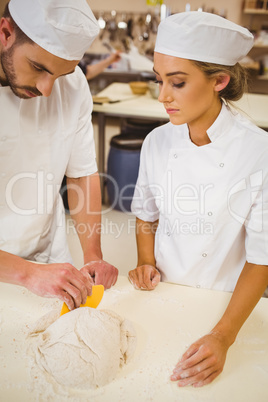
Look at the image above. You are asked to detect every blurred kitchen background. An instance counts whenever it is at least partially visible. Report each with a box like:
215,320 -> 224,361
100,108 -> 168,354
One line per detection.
82,0 -> 268,95
1,0 -> 266,92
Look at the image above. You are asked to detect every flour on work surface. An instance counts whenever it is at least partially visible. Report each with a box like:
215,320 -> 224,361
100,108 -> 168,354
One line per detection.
28,308 -> 136,390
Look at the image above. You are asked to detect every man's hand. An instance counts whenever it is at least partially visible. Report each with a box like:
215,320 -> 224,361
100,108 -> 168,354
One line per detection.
128,265 -> 161,290
24,263 -> 94,310
170,331 -> 229,387
81,260 -> 118,289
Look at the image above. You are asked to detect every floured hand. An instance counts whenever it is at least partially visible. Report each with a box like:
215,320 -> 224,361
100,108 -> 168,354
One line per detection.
81,260 -> 118,289
24,262 -> 93,310
128,265 -> 161,290
171,331 -> 229,387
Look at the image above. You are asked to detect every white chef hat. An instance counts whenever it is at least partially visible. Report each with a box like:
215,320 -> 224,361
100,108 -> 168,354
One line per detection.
155,12 -> 254,66
8,0 -> 100,61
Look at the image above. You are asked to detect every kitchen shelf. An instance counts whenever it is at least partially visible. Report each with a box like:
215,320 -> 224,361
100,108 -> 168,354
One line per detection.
253,43 -> 268,47
257,74 -> 268,79
244,8 -> 268,14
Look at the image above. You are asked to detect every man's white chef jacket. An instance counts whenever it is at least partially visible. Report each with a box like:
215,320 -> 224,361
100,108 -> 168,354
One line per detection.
131,103 -> 268,292
0,67 -> 97,263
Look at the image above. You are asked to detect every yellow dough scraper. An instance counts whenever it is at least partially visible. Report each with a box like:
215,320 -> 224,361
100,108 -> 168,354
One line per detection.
60,284 -> 104,316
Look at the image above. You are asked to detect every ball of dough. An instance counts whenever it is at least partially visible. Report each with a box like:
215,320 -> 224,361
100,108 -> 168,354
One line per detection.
34,308 -> 136,389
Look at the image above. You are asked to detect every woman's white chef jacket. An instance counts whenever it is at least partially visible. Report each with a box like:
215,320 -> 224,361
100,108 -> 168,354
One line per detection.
0,67 -> 97,263
131,103 -> 268,292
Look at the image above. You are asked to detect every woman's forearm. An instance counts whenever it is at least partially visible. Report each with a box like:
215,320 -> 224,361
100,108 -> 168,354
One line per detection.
212,262 -> 268,346
128,218 -> 161,290
136,217 -> 158,267
170,262 -> 268,387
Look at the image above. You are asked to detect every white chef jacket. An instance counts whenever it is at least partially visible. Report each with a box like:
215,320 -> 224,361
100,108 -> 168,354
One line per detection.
131,103 -> 268,292
0,66 -> 97,263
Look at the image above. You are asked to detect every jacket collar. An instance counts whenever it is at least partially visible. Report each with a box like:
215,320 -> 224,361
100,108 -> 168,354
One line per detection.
207,102 -> 234,143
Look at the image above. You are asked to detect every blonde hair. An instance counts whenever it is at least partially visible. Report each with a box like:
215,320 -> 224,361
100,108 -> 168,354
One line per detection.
192,61 -> 249,103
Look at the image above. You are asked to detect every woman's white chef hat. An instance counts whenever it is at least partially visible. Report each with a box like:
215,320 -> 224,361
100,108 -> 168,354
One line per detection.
155,12 -> 254,66
8,0 -> 99,61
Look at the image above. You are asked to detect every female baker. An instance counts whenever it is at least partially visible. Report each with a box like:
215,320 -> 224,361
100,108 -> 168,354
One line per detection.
128,12 -> 268,388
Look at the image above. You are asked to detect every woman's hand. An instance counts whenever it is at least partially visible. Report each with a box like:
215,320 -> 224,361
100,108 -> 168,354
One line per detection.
171,331 -> 230,387
128,265 -> 161,290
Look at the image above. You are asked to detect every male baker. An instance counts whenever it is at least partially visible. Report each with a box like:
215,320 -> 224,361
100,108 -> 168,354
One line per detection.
0,0 -> 118,309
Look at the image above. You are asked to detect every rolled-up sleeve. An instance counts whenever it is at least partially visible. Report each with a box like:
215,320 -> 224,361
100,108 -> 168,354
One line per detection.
131,136 -> 160,222
245,171 -> 268,265
65,68 -> 97,178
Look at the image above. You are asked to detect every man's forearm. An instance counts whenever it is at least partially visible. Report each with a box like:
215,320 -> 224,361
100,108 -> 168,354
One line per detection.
0,250 -> 31,286
67,174 -> 103,263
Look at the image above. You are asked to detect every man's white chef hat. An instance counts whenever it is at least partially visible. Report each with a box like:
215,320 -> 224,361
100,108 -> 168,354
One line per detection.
155,12 -> 254,66
8,0 -> 99,61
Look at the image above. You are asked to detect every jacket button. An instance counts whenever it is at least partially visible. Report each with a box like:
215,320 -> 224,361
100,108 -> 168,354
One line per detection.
202,253 -> 207,257
219,163 -> 224,167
